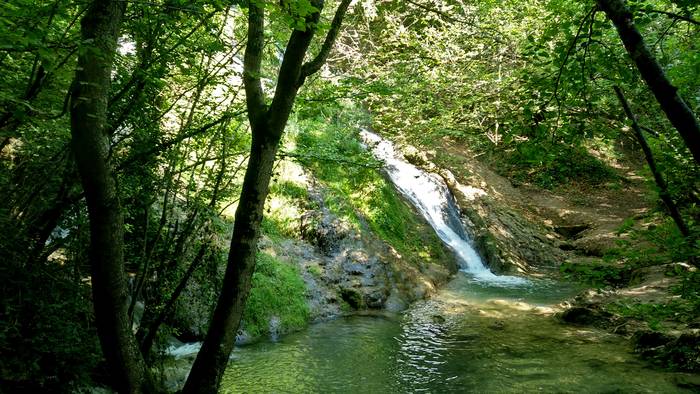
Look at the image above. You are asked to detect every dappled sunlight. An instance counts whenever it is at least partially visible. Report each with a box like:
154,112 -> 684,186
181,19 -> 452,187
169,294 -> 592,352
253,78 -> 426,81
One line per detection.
456,184 -> 487,201
214,269 -> 689,393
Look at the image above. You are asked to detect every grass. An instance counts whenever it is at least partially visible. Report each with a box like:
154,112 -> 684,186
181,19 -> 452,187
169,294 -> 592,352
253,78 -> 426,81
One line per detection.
242,253 -> 310,338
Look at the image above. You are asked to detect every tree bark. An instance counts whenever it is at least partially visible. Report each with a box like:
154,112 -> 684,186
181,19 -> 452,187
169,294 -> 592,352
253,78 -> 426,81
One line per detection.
69,0 -> 149,392
182,0 -> 352,392
613,86 -> 690,237
598,0 -> 700,165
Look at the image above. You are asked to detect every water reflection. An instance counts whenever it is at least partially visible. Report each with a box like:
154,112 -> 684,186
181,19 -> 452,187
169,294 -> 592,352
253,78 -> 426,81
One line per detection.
215,273 -> 693,393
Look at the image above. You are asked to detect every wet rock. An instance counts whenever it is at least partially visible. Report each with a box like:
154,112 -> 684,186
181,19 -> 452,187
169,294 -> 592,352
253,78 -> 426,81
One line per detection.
365,290 -> 387,309
299,209 -> 349,256
342,260 -> 369,276
402,145 -> 432,168
634,331 -> 700,372
453,190 -> 563,274
268,316 -> 282,341
633,331 -> 673,351
571,234 -> 618,257
489,320 -> 506,330
235,330 -> 254,346
687,317 -> 700,329
559,306 -> 613,326
553,224 -> 590,239
384,290 -> 409,312
340,287 -> 364,309
559,242 -> 576,251
674,375 -> 700,390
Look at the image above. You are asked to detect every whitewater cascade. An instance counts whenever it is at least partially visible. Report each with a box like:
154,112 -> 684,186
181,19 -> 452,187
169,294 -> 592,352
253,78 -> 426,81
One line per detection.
360,130 -> 526,285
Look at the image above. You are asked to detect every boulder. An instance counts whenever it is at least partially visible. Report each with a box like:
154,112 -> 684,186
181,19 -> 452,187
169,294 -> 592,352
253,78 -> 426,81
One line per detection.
559,306 -> 613,326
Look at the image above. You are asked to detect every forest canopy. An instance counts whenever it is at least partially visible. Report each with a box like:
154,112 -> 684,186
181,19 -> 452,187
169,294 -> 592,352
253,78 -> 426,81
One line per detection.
0,0 -> 698,392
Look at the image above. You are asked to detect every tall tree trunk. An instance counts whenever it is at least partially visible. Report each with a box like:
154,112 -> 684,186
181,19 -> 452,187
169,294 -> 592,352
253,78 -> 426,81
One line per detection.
181,133 -> 281,393
182,1 -> 352,392
597,0 -> 700,165
69,0 -> 149,392
613,86 -> 690,237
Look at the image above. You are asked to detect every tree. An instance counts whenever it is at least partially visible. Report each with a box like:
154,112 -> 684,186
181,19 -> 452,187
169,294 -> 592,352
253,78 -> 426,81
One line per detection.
597,0 -> 700,165
68,0 -> 149,392
182,0 -> 352,392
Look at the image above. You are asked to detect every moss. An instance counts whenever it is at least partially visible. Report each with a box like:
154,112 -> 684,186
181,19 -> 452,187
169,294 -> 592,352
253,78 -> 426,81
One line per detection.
242,253 -> 310,338
340,288 -> 365,309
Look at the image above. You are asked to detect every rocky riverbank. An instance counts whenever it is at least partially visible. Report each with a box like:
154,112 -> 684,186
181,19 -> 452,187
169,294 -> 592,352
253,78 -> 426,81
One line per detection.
398,136 -> 699,378
163,158 -> 457,346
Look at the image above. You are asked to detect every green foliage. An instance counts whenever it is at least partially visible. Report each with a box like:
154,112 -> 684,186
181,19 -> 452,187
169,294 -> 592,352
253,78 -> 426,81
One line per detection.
604,217 -> 698,267
242,253 -> 310,338
562,213 -> 699,290
495,141 -> 619,188
673,268 -> 700,302
292,104 -> 448,267
609,299 -> 699,331
560,261 -> 636,288
1,0 -> 699,387
269,180 -> 308,201
0,262 -> 100,392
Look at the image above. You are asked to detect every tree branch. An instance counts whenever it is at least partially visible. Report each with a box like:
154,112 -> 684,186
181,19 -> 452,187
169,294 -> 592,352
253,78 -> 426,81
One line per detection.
298,0 -> 352,86
117,109 -> 245,169
640,9 -> 700,26
613,85 -> 690,238
267,0 -> 324,134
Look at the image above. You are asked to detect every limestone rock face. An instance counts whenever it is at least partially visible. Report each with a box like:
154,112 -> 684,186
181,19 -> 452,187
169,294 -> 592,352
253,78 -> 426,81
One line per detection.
277,188 -> 456,323
299,208 -> 350,256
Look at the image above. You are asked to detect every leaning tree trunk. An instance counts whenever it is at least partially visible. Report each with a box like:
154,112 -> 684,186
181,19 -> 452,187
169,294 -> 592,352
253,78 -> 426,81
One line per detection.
69,0 -> 149,392
613,86 -> 690,237
182,0 -> 352,392
597,0 -> 700,165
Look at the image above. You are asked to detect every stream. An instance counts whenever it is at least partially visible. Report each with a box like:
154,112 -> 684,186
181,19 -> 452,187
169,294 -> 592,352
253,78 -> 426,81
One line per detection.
217,274 -> 690,393
169,131 -> 694,392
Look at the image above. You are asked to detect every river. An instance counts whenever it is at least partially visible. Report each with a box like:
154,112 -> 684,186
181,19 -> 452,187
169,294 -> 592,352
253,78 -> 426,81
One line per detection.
218,274 -> 690,393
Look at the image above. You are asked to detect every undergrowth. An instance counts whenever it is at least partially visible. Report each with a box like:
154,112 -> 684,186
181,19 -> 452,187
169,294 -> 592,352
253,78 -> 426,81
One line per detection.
562,216 -> 700,331
494,140 -> 619,189
242,253 -> 309,338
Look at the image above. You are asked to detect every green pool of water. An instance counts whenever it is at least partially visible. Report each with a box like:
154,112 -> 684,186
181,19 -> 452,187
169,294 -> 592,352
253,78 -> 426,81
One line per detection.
216,273 -> 693,393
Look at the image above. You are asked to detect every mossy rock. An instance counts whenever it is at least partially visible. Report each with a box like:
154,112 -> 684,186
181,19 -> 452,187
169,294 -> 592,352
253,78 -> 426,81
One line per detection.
340,287 -> 365,309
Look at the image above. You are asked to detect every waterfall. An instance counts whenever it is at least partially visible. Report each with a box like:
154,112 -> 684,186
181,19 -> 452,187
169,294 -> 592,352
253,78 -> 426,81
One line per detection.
360,130 -> 526,285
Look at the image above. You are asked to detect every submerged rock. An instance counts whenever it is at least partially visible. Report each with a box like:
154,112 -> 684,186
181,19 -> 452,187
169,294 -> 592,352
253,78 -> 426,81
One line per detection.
431,314 -> 446,324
